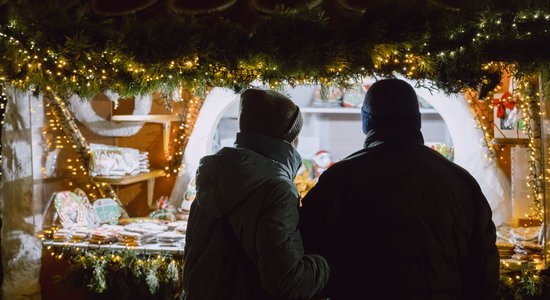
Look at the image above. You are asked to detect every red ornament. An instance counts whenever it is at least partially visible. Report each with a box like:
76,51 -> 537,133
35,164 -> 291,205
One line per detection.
492,91 -> 516,119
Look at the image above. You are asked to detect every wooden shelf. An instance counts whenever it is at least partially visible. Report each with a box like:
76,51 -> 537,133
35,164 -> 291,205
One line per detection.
110,114 -> 181,123
491,138 -> 529,146
111,114 -> 181,156
91,169 -> 166,208
300,107 -> 438,114
91,169 -> 166,185
300,107 -> 360,114
42,240 -> 184,255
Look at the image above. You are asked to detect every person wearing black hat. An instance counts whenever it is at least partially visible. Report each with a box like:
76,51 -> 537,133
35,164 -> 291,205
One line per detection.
299,79 -> 499,299
183,88 -> 329,300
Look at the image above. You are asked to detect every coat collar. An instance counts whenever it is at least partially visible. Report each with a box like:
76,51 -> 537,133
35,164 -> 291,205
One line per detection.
364,128 -> 425,149
235,132 -> 302,179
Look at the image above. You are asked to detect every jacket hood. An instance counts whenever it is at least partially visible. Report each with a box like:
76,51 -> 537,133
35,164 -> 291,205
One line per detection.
194,132 -> 302,218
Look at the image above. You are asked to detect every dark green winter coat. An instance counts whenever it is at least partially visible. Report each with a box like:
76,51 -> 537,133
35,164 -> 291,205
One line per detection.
183,132 -> 329,300
299,129 -> 499,300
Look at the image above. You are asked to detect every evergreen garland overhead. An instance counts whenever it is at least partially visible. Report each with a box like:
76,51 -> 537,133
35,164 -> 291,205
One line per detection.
0,0 -> 550,99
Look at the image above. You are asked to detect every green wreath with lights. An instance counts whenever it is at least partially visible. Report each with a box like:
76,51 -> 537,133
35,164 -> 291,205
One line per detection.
1,0 -> 550,99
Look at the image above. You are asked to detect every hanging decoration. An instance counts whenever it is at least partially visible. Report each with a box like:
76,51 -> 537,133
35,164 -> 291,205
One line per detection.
1,1 -> 549,100
492,92 -> 516,119
44,242 -> 546,300
45,245 -> 182,298
46,92 -> 91,167
464,88 -> 503,162
68,92 -> 153,137
166,90 -> 206,176
499,260 -> 545,299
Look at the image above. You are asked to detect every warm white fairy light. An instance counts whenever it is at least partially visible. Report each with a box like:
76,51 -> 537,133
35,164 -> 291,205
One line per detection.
512,79 -> 544,223
0,85 -> 7,176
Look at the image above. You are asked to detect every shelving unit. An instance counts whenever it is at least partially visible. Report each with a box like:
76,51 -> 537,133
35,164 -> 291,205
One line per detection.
491,138 -> 529,146
91,169 -> 166,208
110,114 -> 180,122
300,107 -> 438,114
111,114 -> 181,156
42,240 -> 184,255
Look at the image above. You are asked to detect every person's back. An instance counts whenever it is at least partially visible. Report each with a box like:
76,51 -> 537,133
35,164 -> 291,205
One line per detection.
183,88 -> 329,300
299,79 -> 499,299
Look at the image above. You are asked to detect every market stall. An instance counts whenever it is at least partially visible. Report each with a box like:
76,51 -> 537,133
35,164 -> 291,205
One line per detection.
1,0 -> 550,299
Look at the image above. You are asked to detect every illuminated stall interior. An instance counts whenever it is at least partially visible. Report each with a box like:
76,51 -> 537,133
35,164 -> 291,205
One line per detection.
1,0 -> 550,299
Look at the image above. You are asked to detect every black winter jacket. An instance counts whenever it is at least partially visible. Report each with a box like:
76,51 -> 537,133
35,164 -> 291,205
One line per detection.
183,132 -> 329,300
299,130 -> 499,300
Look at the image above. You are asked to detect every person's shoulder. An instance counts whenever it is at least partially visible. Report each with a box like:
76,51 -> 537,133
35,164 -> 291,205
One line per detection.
343,148 -> 370,160
421,146 -> 479,183
316,148 -> 368,178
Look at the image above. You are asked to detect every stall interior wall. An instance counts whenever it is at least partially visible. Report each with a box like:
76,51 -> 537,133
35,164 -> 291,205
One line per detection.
214,86 -> 452,163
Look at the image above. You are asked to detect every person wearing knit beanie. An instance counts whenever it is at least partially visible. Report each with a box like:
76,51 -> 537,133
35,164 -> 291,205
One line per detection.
300,79 -> 498,299
183,88 -> 329,300
361,78 -> 421,135
239,88 -> 303,144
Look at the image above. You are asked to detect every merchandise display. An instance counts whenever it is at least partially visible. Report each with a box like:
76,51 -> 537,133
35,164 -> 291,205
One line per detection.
427,143 -> 454,161
39,218 -> 186,250
53,189 -> 99,228
492,78 -> 528,140
312,150 -> 334,177
342,83 -> 369,108
312,86 -> 344,108
93,198 -> 123,225
41,190 -> 188,253
497,224 -> 543,264
89,143 -> 150,177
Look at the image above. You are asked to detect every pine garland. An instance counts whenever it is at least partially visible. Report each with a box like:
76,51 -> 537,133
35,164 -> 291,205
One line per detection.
499,268 -> 546,299
1,1 -> 550,99
47,244 -> 549,300
52,247 -> 183,299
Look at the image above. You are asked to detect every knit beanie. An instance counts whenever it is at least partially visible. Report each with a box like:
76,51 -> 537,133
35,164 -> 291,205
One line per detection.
239,88 -> 303,143
361,79 -> 421,134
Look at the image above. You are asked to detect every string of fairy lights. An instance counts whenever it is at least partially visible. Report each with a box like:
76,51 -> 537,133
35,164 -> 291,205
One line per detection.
513,79 -> 544,222
0,12 -> 546,218
0,83 -> 7,177
42,244 -> 182,296
166,92 -> 206,176
1,3 -> 550,298
1,6 -> 549,99
41,98 -> 101,196
465,68 -> 545,225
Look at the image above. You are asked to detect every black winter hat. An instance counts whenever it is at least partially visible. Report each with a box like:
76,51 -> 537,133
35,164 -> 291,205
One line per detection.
361,79 -> 421,134
239,88 -> 303,143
